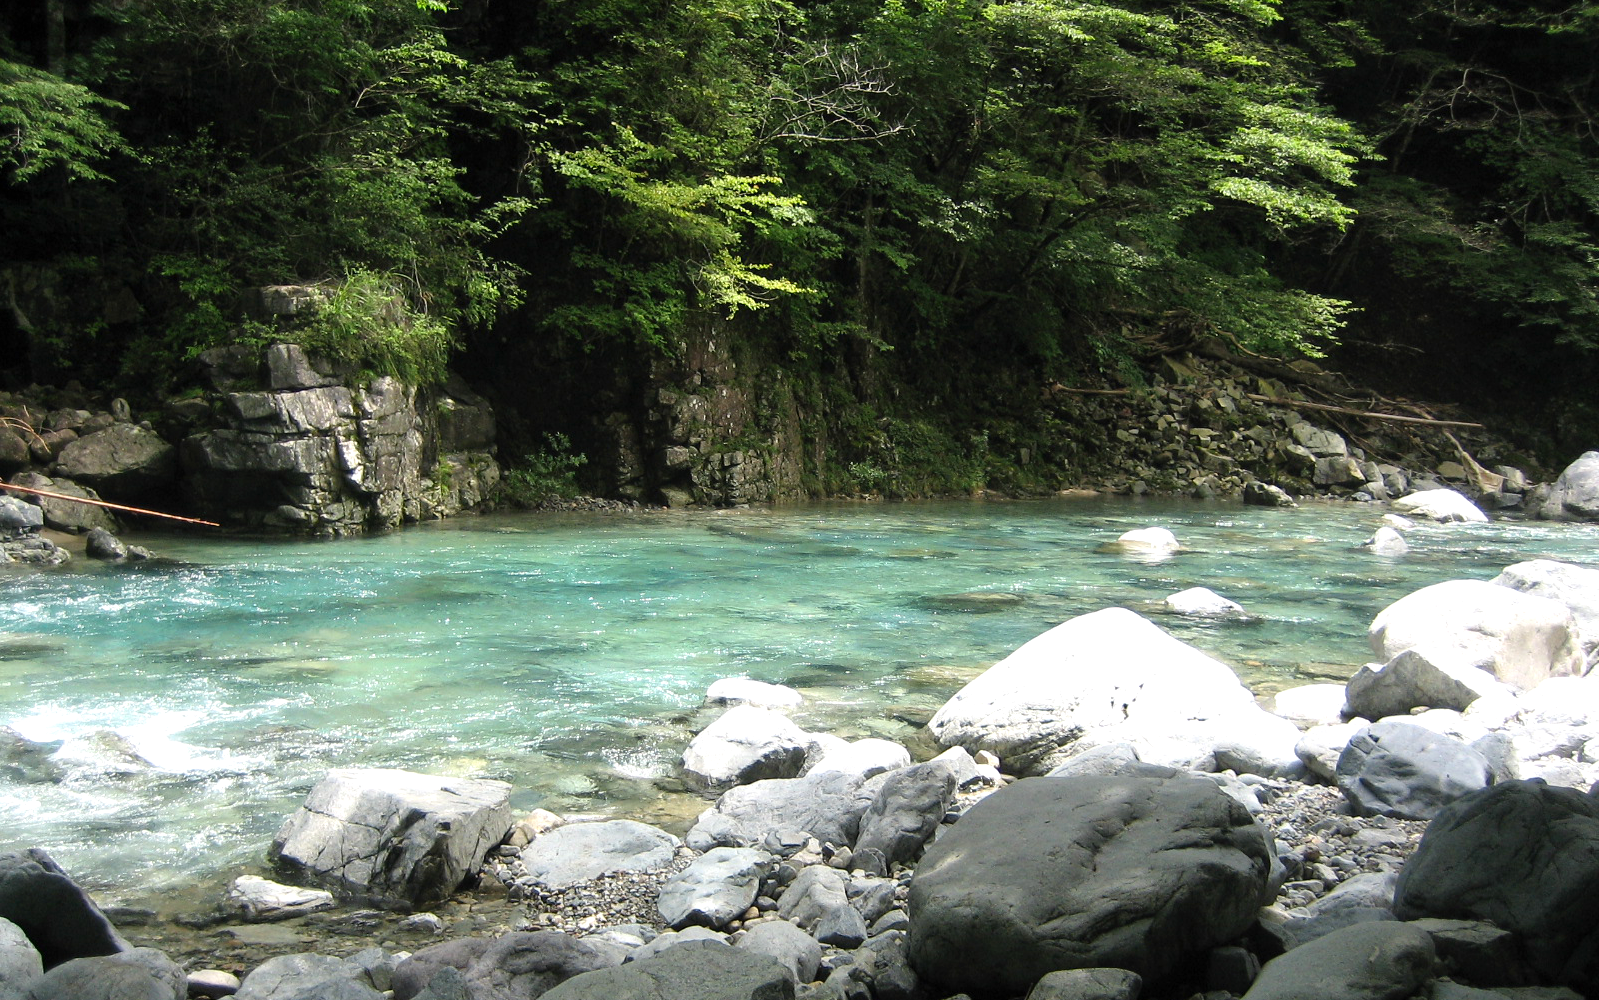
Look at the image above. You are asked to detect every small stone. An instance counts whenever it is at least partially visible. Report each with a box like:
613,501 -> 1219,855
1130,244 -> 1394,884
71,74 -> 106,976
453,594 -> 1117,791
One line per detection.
187,968 -> 241,999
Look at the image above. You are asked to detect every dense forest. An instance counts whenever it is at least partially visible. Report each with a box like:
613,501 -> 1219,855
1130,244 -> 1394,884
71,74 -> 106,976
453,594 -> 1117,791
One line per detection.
2,0 -> 1596,497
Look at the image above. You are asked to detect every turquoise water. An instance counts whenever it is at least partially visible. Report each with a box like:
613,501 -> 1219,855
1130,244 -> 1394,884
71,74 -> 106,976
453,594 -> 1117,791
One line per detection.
2,496 -> 1597,908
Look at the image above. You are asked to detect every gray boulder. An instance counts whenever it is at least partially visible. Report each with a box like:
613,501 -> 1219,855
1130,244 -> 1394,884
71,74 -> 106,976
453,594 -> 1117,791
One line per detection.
776,865 -> 850,935
84,528 -> 129,562
23,948 -> 186,1000
1393,780 -> 1599,994
682,706 -> 812,792
0,917 -> 42,993
735,920 -> 821,985
656,848 -> 772,930
9,473 -> 117,533
1493,559 -> 1599,667
53,424 -> 176,500
235,953 -> 379,1000
519,820 -> 679,890
906,775 -> 1273,996
1344,648 -> 1514,721
686,771 -> 880,853
1335,722 -> 1492,820
539,940 -> 791,1000
1024,969 -> 1141,1000
853,762 -> 957,868
1369,580 -> 1583,691
0,496 -> 43,537
1533,451 -> 1599,522
1240,921 -> 1435,1000
626,927 -> 727,964
928,607 -> 1298,776
268,768 -> 513,907
392,932 -> 619,1000
0,849 -> 127,968
1242,481 -> 1296,508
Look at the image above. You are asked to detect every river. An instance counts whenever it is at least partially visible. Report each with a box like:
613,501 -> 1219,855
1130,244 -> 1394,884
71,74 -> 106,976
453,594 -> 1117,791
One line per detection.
2,495 -> 1595,911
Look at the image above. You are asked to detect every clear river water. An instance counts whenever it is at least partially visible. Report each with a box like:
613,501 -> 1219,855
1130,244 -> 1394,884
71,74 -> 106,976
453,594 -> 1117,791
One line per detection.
3,495 -> 1597,911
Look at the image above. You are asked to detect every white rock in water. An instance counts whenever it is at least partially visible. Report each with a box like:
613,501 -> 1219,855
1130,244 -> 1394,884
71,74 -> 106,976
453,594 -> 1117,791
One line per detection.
682,705 -> 811,791
227,875 -> 335,922
1362,526 -> 1408,556
803,736 -> 910,779
1164,587 -> 1244,616
1392,489 -> 1488,523
1114,527 -> 1179,552
1382,514 -> 1415,530
705,677 -> 804,710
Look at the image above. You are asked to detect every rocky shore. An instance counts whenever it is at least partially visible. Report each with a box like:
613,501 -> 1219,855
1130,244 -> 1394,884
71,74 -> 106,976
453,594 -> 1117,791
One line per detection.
3,522 -> 1598,1000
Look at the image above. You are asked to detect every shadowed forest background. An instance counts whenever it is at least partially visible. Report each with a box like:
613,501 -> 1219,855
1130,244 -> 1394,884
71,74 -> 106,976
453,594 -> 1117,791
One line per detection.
3,0 -> 1597,497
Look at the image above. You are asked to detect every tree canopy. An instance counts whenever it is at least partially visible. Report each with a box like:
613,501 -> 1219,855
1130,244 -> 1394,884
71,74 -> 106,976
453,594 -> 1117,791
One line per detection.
0,0 -> 1595,455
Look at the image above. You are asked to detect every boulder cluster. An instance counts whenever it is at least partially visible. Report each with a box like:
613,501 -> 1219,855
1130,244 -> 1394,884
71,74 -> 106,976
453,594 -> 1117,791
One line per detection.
4,528 -> 1599,1000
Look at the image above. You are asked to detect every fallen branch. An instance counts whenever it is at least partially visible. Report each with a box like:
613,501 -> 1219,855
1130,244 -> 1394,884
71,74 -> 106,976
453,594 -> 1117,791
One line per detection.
0,482 -> 220,528
1048,384 -> 1483,429
1243,395 -> 1483,429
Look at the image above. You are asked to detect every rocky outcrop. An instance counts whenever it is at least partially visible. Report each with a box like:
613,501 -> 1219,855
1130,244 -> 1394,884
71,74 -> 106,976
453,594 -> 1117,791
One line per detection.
182,343 -> 500,535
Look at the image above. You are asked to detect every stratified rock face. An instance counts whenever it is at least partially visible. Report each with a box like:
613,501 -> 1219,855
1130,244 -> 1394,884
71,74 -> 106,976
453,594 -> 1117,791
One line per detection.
180,346 -> 499,536
268,768 -> 513,908
906,775 -> 1273,998
1394,780 -> 1599,995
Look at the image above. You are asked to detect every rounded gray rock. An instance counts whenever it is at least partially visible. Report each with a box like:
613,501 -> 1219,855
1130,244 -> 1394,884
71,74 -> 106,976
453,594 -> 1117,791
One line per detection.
907,775 -> 1272,996
1393,780 -> 1599,993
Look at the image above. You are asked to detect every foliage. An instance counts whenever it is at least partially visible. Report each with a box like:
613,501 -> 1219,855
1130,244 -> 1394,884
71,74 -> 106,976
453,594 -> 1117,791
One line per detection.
0,59 -> 125,184
294,270 -> 456,386
499,433 -> 589,507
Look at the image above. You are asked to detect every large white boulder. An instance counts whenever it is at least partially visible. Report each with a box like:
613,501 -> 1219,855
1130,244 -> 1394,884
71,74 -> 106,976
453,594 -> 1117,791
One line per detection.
1369,579 -> 1583,691
1391,489 -> 1487,523
928,607 -> 1297,776
268,768 -> 513,907
1493,559 -> 1599,669
682,705 -> 812,792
